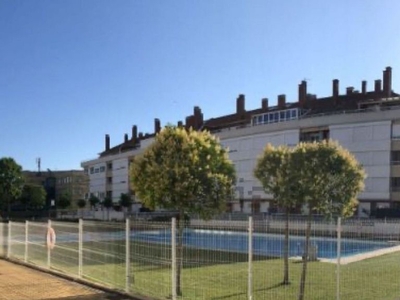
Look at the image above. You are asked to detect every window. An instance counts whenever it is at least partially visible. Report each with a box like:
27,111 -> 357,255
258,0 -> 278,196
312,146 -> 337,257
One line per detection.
99,166 -> 105,172
90,167 -> 94,174
252,116 -> 257,125
286,110 -> 291,120
274,112 -> 279,123
280,111 -> 285,122
391,177 -> 400,192
94,168 -> 100,173
392,151 -> 400,165
291,109 -> 297,119
107,163 -> 113,170
257,115 -> 263,124
107,177 -> 112,184
263,114 -> 268,123
269,113 -> 274,122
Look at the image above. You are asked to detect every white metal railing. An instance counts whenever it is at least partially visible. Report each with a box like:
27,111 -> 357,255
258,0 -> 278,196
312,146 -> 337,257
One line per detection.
2,218 -> 400,300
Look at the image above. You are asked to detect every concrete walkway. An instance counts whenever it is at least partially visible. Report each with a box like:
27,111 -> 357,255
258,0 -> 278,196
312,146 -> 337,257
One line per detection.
0,260 -> 131,300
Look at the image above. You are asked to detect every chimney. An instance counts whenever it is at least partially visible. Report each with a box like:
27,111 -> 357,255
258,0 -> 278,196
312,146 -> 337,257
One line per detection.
298,81 -> 307,106
346,87 -> 354,95
277,94 -> 286,108
185,115 -> 195,129
154,118 -> 161,133
374,79 -> 382,93
333,79 -> 339,98
361,81 -> 367,95
261,98 -> 268,110
138,132 -> 143,139
124,134 -> 128,143
236,94 -> 245,114
193,106 -> 203,129
105,134 -> 110,151
383,66 -> 392,97
177,121 -> 183,127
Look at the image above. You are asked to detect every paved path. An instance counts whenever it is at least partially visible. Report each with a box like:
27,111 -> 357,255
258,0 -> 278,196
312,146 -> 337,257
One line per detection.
0,260 -> 131,300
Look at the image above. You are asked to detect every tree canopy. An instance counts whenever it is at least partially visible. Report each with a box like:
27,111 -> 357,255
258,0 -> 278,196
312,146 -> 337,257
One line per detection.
130,126 -> 236,219
119,193 -> 133,209
290,140 -> 365,300
254,144 -> 298,285
19,184 -> 46,210
57,193 -> 71,209
130,126 -> 236,296
0,157 -> 25,214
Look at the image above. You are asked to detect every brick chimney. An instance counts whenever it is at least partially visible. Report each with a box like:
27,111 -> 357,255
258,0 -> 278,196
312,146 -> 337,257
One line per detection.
138,132 -> 143,139
298,81 -> 307,106
277,94 -> 286,109
131,125 -> 137,143
154,118 -> 161,134
261,98 -> 268,110
332,79 -> 339,98
177,121 -> 183,127
193,106 -> 203,129
185,115 -> 195,129
374,79 -> 382,93
236,94 -> 245,114
346,87 -> 354,95
105,134 -> 110,151
383,66 -> 392,97
124,134 -> 128,143
361,81 -> 367,95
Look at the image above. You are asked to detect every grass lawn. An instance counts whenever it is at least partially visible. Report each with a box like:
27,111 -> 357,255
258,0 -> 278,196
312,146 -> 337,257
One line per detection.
11,238 -> 400,300
79,242 -> 400,300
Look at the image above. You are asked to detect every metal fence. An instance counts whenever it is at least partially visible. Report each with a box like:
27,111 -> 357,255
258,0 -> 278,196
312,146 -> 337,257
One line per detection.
1,217 -> 400,300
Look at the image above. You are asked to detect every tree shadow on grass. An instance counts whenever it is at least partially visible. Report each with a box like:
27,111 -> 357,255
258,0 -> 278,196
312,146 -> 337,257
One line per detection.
210,282 -> 289,300
45,293 -> 134,300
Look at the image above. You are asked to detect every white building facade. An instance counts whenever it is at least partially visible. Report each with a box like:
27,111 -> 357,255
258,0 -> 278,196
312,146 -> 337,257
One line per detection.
81,67 -> 400,217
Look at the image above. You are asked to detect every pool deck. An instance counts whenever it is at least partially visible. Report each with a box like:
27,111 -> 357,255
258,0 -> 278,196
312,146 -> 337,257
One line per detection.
290,244 -> 400,265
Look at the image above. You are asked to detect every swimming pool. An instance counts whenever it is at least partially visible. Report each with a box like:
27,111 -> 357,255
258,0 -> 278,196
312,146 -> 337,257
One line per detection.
132,229 -> 396,259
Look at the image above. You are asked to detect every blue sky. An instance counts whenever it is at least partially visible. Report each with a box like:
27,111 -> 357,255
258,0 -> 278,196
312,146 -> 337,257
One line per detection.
1,0 -> 400,171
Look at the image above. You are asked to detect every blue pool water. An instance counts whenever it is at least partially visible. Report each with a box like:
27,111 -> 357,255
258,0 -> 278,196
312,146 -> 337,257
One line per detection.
132,229 -> 395,259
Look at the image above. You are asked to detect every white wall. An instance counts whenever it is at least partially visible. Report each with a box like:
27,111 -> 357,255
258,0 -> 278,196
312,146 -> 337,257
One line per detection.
330,121 -> 391,200
219,129 -> 299,211
88,163 -> 106,198
112,158 -> 130,202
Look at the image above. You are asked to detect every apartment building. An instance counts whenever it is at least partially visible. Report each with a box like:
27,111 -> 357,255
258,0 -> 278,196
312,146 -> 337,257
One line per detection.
81,67 -> 400,216
23,170 -> 89,208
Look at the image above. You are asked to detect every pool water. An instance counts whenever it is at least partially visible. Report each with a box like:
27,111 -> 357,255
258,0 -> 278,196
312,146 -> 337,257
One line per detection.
132,229 -> 395,259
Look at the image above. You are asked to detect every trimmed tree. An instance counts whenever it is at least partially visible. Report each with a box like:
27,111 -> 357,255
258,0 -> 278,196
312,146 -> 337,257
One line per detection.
103,196 -> 113,220
77,199 -> 86,209
77,199 -> 87,218
254,144 -> 300,285
292,140 -> 365,300
119,193 -> 133,213
0,157 -> 24,218
89,195 -> 100,209
57,193 -> 72,209
130,126 -> 236,296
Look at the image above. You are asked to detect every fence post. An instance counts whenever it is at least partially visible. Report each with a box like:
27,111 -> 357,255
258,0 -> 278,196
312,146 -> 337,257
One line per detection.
125,218 -> 131,293
7,221 -> 11,258
78,219 -> 83,278
25,221 -> 28,263
248,216 -> 253,300
336,217 -> 341,300
47,219 -> 51,268
171,217 -> 177,300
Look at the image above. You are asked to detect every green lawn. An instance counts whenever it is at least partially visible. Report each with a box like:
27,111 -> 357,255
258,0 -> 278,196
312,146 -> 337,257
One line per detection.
12,239 -> 400,300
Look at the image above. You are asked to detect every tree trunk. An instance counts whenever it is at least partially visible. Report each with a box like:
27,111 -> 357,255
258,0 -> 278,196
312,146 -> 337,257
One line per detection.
283,209 -> 290,285
176,210 -> 184,296
298,211 -> 312,300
